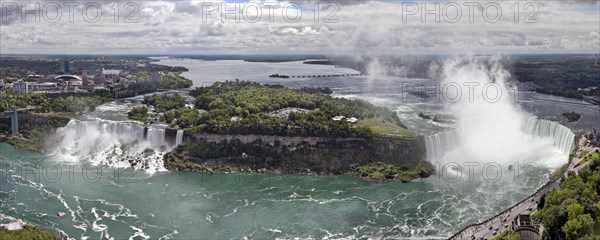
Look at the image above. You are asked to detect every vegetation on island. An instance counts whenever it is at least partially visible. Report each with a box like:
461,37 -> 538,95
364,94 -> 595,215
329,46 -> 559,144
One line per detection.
0,225 -> 58,240
177,80 -> 410,138
143,93 -> 186,112
127,106 -> 149,122
562,112 -> 581,122
126,93 -> 188,124
299,86 -> 333,94
533,157 -> 600,240
133,80 -> 411,138
348,161 -> 434,182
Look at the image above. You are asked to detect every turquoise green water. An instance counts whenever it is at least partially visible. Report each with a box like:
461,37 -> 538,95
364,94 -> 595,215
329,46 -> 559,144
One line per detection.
0,143 -> 549,239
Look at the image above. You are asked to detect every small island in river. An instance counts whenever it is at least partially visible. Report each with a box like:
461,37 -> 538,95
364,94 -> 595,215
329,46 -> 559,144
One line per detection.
129,80 -> 432,182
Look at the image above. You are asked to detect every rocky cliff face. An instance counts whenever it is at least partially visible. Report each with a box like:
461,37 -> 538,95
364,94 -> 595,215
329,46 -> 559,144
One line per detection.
165,132 -> 427,176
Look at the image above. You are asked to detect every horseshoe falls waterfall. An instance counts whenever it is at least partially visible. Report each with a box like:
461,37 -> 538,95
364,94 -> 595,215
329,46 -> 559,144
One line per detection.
523,117 -> 576,155
423,57 -> 574,170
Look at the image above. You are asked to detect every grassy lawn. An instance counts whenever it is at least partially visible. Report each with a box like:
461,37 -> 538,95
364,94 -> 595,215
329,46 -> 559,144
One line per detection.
580,150 -> 590,158
357,117 -> 414,137
579,152 -> 599,165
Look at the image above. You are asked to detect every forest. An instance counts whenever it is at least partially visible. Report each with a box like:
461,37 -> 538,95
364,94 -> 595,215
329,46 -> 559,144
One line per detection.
127,106 -> 149,122
0,93 -> 107,114
142,93 -> 186,112
534,157 -> 600,239
512,55 -> 600,99
178,80 -> 408,138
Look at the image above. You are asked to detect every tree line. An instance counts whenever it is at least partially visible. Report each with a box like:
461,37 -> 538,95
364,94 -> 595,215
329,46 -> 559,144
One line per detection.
179,80 -> 406,137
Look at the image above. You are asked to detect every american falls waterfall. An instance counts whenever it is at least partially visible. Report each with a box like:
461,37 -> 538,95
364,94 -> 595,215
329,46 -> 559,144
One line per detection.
56,119 -> 185,173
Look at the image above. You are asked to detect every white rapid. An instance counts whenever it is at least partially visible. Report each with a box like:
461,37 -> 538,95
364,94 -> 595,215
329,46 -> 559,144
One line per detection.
55,119 -> 184,173
423,57 -> 573,169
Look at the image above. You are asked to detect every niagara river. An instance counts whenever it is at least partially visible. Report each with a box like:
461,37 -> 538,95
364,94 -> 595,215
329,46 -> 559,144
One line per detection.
1,58 -> 598,239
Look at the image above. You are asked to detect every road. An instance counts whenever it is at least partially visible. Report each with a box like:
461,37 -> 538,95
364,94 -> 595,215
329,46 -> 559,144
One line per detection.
450,180 -> 559,240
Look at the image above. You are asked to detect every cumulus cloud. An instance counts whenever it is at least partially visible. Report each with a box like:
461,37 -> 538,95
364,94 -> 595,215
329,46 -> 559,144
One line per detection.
0,0 -> 598,54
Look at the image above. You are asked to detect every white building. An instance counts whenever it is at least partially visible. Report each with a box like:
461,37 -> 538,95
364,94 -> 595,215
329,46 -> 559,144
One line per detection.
102,68 -> 121,75
12,81 -> 28,93
346,117 -> 358,123
30,82 -> 60,93
230,116 -> 242,122
332,116 -> 345,121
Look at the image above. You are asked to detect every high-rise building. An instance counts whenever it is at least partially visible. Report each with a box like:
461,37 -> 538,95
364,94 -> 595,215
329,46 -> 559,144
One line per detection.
60,59 -> 71,73
82,70 -> 89,85
102,68 -> 121,75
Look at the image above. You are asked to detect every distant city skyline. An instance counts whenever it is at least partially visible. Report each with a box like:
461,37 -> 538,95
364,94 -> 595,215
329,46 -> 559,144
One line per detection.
0,0 -> 599,54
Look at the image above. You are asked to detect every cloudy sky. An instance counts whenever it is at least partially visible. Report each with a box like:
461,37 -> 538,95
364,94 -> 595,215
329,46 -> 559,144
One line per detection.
0,0 -> 598,54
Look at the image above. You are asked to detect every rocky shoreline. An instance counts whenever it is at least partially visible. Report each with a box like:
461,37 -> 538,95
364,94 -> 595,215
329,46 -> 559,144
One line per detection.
0,213 -> 59,239
163,142 -> 435,182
